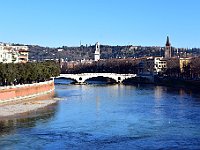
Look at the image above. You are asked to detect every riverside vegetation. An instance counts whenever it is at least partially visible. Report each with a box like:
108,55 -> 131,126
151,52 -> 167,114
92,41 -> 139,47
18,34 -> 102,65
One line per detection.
0,61 -> 60,86
61,57 -> 200,88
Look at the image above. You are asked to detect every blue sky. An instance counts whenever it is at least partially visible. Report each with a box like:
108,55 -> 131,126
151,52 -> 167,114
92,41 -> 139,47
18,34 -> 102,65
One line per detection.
0,0 -> 200,47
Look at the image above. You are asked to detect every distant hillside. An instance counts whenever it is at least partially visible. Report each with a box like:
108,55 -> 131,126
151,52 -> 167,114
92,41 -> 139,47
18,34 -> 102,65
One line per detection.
1,42 -> 200,61
0,43 -> 193,61
28,45 -> 166,61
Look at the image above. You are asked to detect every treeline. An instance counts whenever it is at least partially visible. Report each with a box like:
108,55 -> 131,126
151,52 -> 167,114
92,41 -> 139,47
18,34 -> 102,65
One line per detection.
0,61 -> 60,86
61,59 -> 139,74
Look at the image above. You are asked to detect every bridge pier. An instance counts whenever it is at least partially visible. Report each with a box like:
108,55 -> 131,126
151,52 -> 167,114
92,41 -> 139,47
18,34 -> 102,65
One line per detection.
75,80 -> 86,85
75,82 -> 87,85
118,81 -> 123,84
117,77 -> 123,84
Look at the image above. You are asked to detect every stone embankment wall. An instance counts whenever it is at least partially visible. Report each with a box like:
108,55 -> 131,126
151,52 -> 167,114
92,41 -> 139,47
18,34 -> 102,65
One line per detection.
0,80 -> 54,104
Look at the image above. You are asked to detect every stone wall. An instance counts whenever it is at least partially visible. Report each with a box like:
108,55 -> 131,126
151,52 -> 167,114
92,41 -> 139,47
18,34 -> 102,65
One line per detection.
0,80 -> 55,104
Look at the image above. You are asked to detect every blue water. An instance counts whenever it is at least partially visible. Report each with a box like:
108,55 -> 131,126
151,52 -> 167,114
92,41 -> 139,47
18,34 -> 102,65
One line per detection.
0,79 -> 200,149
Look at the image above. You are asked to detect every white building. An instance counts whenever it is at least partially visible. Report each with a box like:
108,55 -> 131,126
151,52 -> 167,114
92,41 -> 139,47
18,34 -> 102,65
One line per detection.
94,42 -> 100,61
154,57 -> 167,73
0,43 -> 29,63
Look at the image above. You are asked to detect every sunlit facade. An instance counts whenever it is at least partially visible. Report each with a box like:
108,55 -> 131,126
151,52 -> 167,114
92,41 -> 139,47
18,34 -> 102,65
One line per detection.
0,43 -> 29,63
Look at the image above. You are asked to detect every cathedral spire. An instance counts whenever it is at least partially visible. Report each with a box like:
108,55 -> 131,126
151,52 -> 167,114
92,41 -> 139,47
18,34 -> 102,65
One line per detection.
166,36 -> 171,47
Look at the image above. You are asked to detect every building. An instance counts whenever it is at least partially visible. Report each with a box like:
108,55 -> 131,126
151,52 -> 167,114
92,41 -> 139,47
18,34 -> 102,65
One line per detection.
94,42 -> 100,61
136,56 -> 167,74
137,57 -> 154,74
0,43 -> 29,63
0,44 -> 18,63
154,57 -> 167,73
18,49 -> 29,63
179,57 -> 192,73
81,59 -> 93,64
165,36 -> 172,58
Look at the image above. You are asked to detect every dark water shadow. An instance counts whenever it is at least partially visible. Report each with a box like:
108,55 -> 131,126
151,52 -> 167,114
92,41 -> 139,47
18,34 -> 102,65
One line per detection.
0,102 -> 58,136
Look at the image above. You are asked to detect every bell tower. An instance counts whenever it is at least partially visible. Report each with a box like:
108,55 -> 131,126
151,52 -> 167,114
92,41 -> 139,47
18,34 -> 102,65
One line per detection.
165,36 -> 172,58
94,42 -> 100,61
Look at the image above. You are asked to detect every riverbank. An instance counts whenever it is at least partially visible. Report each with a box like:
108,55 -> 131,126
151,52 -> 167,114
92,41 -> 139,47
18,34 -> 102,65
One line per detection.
123,76 -> 200,91
0,80 -> 57,119
0,93 -> 58,120
154,76 -> 200,91
0,80 -> 55,104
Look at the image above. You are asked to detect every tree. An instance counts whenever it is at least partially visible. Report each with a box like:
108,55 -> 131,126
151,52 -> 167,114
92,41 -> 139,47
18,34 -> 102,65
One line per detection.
165,58 -> 180,78
0,61 -> 60,86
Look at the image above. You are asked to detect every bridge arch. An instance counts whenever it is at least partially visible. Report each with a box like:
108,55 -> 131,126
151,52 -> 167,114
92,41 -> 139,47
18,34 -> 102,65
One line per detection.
84,76 -> 117,83
55,77 -> 78,83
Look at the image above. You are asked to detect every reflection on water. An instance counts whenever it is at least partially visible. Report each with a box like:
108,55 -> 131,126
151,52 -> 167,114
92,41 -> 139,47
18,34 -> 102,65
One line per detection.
0,103 -> 57,136
95,95 -> 100,114
0,93 -> 58,137
0,78 -> 200,149
154,86 -> 164,100
0,109 -> 55,134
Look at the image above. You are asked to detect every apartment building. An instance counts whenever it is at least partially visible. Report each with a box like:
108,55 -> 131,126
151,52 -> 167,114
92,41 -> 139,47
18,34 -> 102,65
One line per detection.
0,43 -> 29,63
154,57 -> 167,73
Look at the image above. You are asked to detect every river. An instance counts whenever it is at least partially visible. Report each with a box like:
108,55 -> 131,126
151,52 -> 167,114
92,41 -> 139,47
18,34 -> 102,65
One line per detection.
0,79 -> 200,149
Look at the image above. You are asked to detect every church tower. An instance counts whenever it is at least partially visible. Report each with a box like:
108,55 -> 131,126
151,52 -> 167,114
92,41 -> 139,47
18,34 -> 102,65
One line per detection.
94,42 -> 100,61
165,36 -> 172,58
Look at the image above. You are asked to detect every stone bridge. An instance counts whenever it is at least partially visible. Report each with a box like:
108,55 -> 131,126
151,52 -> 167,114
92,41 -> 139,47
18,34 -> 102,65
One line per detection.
57,73 -> 137,84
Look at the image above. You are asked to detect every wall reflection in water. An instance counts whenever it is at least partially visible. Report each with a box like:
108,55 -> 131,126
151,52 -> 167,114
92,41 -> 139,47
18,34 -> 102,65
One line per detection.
0,97 -> 58,136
